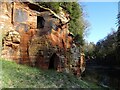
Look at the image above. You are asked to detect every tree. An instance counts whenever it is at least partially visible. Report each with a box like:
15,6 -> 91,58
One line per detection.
93,30 -> 118,66
83,41 -> 95,60
116,12 -> 120,65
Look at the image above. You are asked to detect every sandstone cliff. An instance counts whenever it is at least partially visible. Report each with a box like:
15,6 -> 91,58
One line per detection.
0,2 -> 85,76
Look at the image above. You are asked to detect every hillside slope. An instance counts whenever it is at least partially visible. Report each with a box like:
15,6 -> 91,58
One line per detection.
1,58 -> 100,88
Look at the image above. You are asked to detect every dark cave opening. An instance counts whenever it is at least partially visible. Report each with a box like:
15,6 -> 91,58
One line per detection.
48,53 -> 59,70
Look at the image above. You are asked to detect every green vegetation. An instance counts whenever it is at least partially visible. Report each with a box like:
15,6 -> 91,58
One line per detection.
84,12 -> 120,67
36,2 -> 87,45
1,58 -> 100,88
83,42 -> 95,59
84,30 -> 119,66
116,13 -> 120,65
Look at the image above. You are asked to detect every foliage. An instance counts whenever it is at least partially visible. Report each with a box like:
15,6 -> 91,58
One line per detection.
83,42 -> 96,59
85,11 -> 120,67
36,2 -> 86,45
1,58 -> 100,88
116,13 -> 120,65
88,30 -> 119,66
36,2 -> 60,13
96,31 -> 117,56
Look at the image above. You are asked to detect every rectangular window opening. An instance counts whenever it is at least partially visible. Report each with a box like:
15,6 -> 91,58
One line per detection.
37,16 -> 45,29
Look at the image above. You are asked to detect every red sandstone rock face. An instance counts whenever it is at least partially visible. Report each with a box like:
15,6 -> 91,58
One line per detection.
1,30 -> 20,63
1,2 -> 85,76
17,28 -> 36,65
28,26 -> 74,70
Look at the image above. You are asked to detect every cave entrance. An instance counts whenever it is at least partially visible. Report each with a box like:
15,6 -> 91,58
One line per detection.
48,53 -> 59,70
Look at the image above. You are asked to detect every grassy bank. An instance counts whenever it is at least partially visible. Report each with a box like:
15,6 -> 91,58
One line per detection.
1,58 -> 101,88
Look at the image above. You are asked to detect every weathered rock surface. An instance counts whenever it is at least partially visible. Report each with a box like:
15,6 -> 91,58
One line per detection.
2,30 -> 20,63
1,2 -> 85,76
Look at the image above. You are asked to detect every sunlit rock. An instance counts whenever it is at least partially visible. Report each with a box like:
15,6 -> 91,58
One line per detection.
1,2 -> 85,76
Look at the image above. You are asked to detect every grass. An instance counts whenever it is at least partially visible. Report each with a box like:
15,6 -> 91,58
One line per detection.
1,58 -> 102,88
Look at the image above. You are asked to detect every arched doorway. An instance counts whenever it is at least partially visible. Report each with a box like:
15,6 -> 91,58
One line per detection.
48,53 -> 59,70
